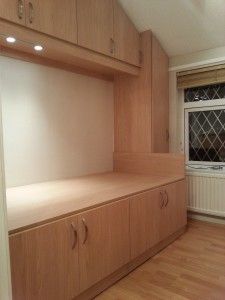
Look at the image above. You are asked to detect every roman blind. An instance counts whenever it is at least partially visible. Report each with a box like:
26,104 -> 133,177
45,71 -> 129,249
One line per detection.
177,64 -> 225,89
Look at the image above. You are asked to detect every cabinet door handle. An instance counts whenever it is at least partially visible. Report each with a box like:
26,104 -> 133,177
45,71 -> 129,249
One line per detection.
71,222 -> 78,250
28,2 -> 34,24
17,0 -> 24,20
82,218 -> 88,244
110,38 -> 115,55
159,191 -> 164,209
164,191 -> 169,207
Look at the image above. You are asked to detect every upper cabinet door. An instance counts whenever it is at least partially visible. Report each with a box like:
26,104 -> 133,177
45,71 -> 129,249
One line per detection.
25,0 -> 78,44
77,0 -> 114,56
113,0 -> 140,66
0,0 -> 26,25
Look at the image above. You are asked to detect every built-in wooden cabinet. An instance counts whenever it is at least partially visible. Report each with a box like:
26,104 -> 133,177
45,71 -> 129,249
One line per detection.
9,216 -> 80,300
77,0 -> 114,56
114,0 -> 140,66
0,0 -> 26,25
0,0 -> 140,67
9,199 -> 130,299
25,0 -> 78,43
130,180 -> 187,259
78,199 -> 130,292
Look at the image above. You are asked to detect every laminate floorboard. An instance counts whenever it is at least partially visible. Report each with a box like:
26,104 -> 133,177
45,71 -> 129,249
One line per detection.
96,219 -> 225,300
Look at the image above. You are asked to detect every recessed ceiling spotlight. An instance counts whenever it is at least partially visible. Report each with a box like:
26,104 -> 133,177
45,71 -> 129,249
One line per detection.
6,36 -> 16,43
34,45 -> 43,52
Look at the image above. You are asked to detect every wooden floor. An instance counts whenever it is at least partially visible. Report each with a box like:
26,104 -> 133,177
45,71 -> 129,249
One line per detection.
96,219 -> 225,300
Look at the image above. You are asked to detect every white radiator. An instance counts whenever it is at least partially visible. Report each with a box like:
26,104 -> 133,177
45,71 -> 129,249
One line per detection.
186,171 -> 225,217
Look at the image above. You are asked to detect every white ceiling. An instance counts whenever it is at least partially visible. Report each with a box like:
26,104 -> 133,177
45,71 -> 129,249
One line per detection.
119,0 -> 225,57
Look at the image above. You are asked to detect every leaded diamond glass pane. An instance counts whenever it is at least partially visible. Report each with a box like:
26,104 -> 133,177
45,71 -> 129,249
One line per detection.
185,83 -> 225,102
189,109 -> 225,162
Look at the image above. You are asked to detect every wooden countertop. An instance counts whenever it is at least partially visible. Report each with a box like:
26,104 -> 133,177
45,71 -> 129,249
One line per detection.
7,172 -> 184,234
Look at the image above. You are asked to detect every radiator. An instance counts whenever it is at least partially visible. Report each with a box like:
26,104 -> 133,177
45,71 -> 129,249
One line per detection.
186,171 -> 225,217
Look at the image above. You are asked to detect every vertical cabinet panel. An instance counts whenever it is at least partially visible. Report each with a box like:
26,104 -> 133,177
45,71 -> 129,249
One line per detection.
130,189 -> 163,259
113,0 -> 140,66
25,0 -> 78,43
0,0 -> 26,25
78,199 -> 130,292
77,0 -> 114,56
9,216 -> 79,300
151,35 -> 169,153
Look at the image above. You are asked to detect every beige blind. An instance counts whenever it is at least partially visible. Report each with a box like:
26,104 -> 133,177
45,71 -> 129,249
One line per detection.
177,64 -> 225,89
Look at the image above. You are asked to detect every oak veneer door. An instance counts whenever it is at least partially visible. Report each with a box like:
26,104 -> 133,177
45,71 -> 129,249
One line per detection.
130,189 -> 163,259
9,216 -> 79,300
77,0 -> 114,56
151,35 -> 169,153
0,0 -> 26,25
113,0 -> 140,66
25,0 -> 77,43
78,199 -> 130,292
161,180 -> 187,239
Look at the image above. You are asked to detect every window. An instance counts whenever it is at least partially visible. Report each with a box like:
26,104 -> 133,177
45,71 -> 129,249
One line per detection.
185,83 -> 225,165
185,83 -> 225,103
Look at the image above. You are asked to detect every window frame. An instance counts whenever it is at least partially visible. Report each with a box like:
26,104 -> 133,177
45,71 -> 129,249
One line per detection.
185,100 -> 225,166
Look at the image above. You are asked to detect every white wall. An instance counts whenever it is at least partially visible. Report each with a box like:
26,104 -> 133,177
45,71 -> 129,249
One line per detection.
0,57 -> 114,188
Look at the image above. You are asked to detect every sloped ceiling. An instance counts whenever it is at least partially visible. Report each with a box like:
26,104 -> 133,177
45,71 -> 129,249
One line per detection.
119,0 -> 225,57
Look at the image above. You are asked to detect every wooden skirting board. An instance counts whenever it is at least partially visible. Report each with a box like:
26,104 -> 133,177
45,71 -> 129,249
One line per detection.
76,226 -> 186,300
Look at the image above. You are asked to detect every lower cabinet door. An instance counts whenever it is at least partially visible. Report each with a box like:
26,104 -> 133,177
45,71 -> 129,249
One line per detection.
161,180 -> 187,239
78,199 -> 130,292
130,188 -> 164,259
9,216 -> 79,300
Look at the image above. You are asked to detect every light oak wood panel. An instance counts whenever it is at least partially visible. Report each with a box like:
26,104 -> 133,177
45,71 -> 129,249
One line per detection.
25,0 -> 77,43
151,35 -> 169,152
113,0 -> 140,66
78,199 -> 130,292
114,30 -> 152,152
97,219 -> 225,300
7,172 -> 184,234
114,152 -> 185,177
77,0 -> 114,56
9,216 -> 79,300
0,19 -> 139,78
130,188 -> 163,259
0,0 -> 25,25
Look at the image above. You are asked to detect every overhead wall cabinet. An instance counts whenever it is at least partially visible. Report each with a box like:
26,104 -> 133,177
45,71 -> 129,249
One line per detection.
0,0 -> 140,69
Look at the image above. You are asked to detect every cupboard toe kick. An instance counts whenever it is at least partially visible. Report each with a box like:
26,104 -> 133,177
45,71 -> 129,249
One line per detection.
9,179 -> 186,300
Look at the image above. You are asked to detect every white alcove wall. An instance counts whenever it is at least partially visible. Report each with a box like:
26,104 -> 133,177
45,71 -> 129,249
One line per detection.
0,56 -> 114,188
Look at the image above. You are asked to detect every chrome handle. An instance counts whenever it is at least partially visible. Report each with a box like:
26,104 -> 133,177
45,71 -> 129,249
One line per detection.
17,0 -> 24,19
110,38 -> 115,55
71,222 -> 78,250
164,191 -> 169,207
159,191 -> 164,209
82,218 -> 88,245
28,2 -> 34,24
